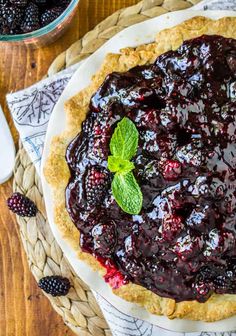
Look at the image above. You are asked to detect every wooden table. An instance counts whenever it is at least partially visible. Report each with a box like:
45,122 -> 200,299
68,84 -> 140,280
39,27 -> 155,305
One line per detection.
0,1 -> 138,335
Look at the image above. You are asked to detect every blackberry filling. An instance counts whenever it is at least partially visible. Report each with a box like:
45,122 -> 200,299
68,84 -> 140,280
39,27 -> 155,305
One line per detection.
66,35 -> 236,303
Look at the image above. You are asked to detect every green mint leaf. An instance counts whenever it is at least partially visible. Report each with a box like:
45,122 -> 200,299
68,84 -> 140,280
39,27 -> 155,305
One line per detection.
108,156 -> 135,174
108,117 -> 143,215
110,117 -> 139,160
112,172 -> 143,215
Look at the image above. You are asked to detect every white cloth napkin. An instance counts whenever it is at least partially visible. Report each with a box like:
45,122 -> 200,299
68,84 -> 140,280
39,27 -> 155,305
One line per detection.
7,1 -> 236,335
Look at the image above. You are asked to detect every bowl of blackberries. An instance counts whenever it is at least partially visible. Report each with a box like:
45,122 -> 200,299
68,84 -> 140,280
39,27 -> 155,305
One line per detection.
0,0 -> 79,46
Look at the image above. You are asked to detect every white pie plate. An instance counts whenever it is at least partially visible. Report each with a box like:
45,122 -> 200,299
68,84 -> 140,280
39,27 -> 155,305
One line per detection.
41,9 -> 236,332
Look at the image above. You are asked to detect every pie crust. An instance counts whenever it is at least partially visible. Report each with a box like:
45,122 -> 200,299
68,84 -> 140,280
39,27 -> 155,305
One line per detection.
44,16 -> 236,321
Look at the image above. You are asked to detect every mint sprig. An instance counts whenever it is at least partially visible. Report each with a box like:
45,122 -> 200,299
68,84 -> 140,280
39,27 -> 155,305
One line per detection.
108,156 -> 134,174
108,117 -> 143,215
112,172 -> 143,215
110,117 -> 139,160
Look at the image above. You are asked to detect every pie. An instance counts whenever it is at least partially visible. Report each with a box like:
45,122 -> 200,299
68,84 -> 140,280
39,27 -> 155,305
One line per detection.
44,16 -> 236,321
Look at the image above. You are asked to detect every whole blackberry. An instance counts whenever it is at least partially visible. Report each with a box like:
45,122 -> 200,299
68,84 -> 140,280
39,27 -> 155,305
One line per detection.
198,266 -> 218,282
213,275 -> 231,290
0,5 -> 23,29
38,276 -> 71,296
0,25 -> 21,34
92,221 -> 117,256
82,116 -> 95,135
0,25 -> 10,34
21,2 -> 40,33
41,7 -> 64,27
33,0 -> 46,4
85,166 -> 110,207
7,192 -> 38,217
10,0 -> 28,7
194,280 -> 211,300
53,0 -> 70,7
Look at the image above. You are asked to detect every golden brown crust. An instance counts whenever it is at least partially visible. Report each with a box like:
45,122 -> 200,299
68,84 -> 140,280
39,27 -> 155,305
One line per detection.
44,16 -> 236,321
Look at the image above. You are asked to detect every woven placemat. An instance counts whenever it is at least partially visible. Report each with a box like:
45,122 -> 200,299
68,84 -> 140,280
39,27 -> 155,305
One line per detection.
13,1 -> 200,335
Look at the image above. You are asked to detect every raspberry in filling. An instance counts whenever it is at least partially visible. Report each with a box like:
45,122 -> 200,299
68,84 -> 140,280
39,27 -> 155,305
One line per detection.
66,35 -> 236,302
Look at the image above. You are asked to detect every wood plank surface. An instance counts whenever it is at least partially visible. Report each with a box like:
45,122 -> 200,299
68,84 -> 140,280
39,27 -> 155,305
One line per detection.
0,1 -> 138,335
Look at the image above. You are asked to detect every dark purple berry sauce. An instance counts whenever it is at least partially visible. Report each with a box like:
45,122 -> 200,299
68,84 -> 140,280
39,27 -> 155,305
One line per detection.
66,35 -> 236,303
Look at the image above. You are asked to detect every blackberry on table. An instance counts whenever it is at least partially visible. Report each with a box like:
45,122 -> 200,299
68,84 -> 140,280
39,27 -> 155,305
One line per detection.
7,192 -> 38,217
38,276 -> 71,296
41,7 -> 64,26
21,2 -> 40,33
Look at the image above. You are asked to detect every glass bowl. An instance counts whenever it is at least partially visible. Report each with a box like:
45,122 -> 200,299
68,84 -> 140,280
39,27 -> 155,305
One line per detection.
0,0 -> 80,48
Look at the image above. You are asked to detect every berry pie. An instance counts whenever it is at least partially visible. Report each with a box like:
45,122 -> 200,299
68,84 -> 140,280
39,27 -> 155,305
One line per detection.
44,17 -> 236,321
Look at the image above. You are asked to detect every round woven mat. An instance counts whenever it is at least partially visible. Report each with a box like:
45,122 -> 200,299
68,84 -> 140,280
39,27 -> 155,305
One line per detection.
13,0 -> 200,335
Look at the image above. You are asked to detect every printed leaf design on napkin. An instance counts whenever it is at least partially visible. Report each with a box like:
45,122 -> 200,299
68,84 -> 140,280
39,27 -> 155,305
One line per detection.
8,77 -> 70,127
95,292 -> 153,336
201,333 -> 236,336
193,0 -> 236,10
23,131 -> 46,165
